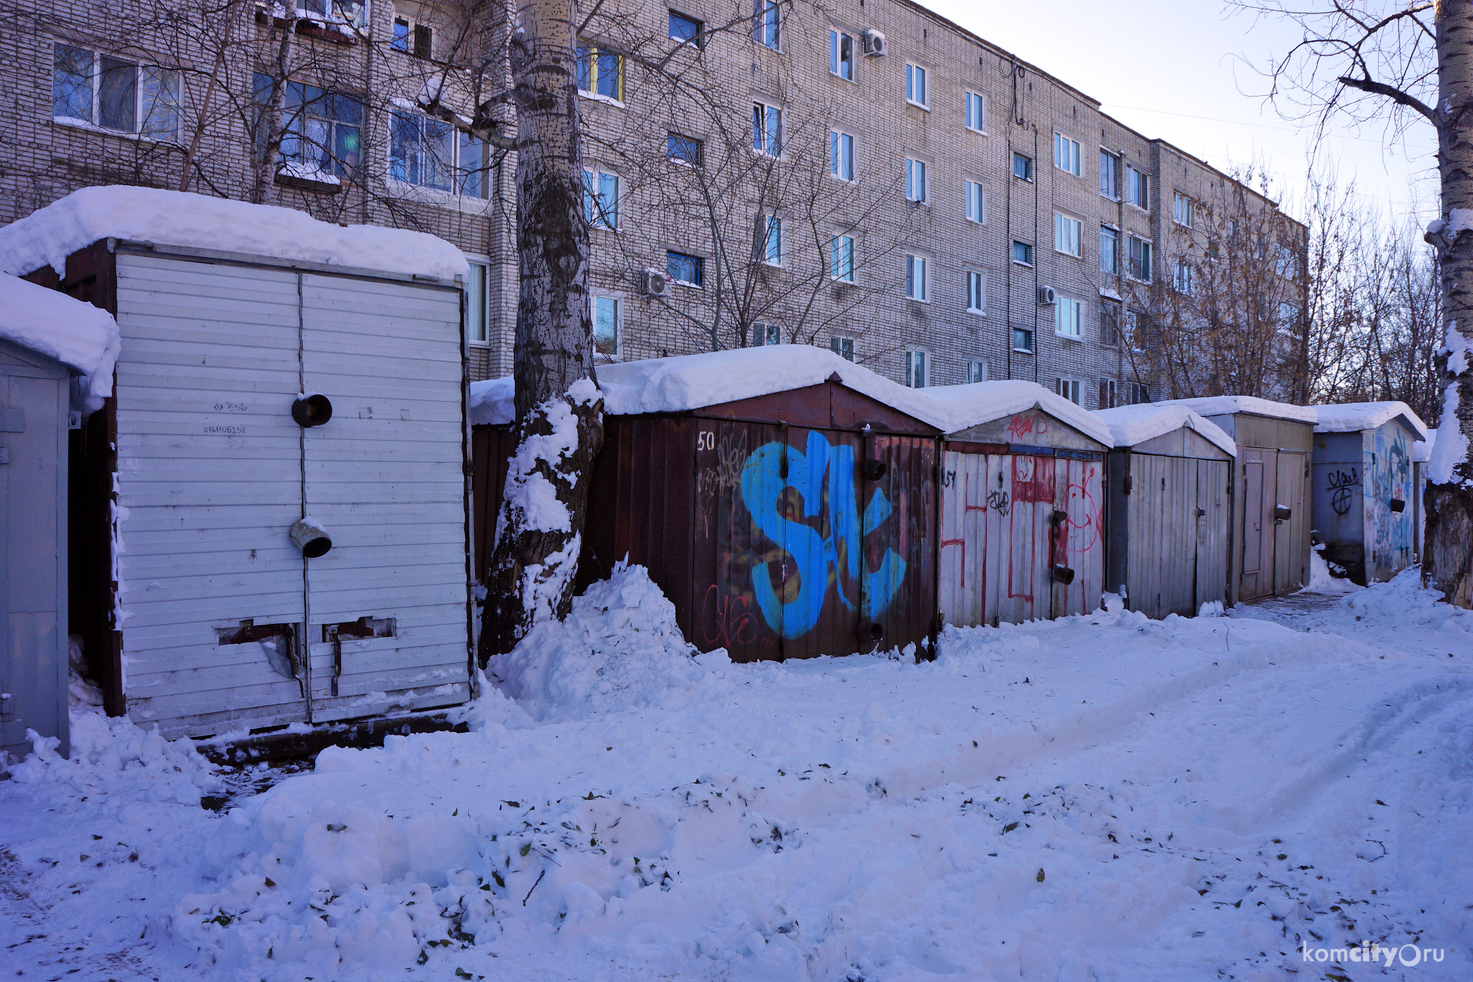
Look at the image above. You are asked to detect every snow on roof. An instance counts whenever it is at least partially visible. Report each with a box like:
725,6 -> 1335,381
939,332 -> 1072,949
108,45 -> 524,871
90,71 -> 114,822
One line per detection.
923,380 -> 1114,446
468,375 -> 514,426
0,186 -> 468,283
0,273 -> 119,412
1313,401 -> 1429,440
1413,428 -> 1437,463
596,345 -> 942,424
1092,403 -> 1236,457
1158,395 -> 1318,424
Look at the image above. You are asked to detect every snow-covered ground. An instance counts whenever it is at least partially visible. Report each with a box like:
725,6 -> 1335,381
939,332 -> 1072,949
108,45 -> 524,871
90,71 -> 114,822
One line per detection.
3,567 -> 1470,981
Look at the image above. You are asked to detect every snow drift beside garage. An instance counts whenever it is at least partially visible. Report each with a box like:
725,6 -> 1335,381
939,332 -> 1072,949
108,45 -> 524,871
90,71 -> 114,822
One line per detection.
0,273 -> 119,412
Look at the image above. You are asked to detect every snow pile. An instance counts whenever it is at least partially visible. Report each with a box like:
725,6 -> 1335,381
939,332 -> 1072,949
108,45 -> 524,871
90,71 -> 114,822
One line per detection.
1313,400 -> 1429,439
8,707 -> 220,806
1413,427 -> 1437,463
1160,394 -> 1318,424
0,273 -> 120,412
0,186 -> 468,283
925,379 -> 1114,445
1308,544 -> 1358,594
467,375 -> 514,426
1341,567 -> 1473,632
1429,326 -> 1470,484
1093,402 -> 1235,456
493,563 -> 706,721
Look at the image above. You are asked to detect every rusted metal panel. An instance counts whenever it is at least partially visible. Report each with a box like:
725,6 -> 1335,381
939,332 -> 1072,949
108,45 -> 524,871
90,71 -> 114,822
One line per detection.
470,424 -> 516,582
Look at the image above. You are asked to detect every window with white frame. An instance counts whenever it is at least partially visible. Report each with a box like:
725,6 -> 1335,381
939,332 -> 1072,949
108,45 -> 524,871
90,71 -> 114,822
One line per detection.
1099,299 -> 1121,345
1127,235 -> 1152,281
965,180 -> 986,224
965,359 -> 988,383
593,296 -> 620,355
1124,308 -> 1149,349
965,269 -> 986,314
905,157 -> 928,203
1173,257 -> 1192,294
831,232 -> 855,282
753,0 -> 780,48
1054,377 -> 1082,405
253,75 -> 362,180
905,63 -> 928,107
583,167 -> 620,228
830,336 -> 855,361
1276,242 -> 1298,279
752,101 -> 782,155
392,18 -> 434,58
466,259 -> 490,345
1099,149 -> 1119,199
391,111 -> 489,196
1100,225 -> 1120,275
1054,212 -> 1083,257
1054,132 -> 1082,176
1013,152 -> 1033,181
1012,240 -> 1033,266
667,250 -> 703,286
965,91 -> 986,133
830,30 -> 854,80
759,213 -> 782,265
1126,163 -> 1149,209
904,252 -> 930,301
576,41 -> 623,101
1173,191 -> 1193,227
1128,380 -> 1150,404
758,322 -> 782,345
669,10 -> 704,46
904,348 -> 928,388
54,43 -> 180,139
829,129 -> 854,180
667,132 -> 703,167
1055,295 -> 1082,338
1012,327 -> 1034,352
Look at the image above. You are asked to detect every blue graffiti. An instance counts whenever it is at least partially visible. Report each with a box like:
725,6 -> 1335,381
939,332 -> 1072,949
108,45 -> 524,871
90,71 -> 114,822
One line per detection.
1371,428 -> 1413,569
739,431 -> 907,638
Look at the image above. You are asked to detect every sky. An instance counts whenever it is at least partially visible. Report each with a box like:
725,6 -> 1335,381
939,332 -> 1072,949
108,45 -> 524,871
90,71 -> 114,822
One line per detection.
923,0 -> 1441,229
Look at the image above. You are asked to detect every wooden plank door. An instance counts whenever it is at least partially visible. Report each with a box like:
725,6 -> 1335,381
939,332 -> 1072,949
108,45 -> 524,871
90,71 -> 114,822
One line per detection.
1194,459 -> 1230,610
1239,450 -> 1271,600
939,449 -> 988,627
1273,450 -> 1308,594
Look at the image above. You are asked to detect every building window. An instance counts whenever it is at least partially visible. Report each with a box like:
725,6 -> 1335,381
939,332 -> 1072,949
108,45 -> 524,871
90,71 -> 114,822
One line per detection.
1124,308 -> 1148,349
669,10 -> 703,46
390,112 -> 489,196
1100,150 -> 1119,199
1127,235 -> 1152,281
1011,240 -> 1033,266
753,101 -> 782,155
1100,299 -> 1121,345
904,253 -> 930,301
905,63 -> 928,107
829,130 -> 855,180
1173,192 -> 1194,227
255,75 -> 362,179
1055,378 -> 1082,405
593,296 -> 620,356
964,91 -> 986,133
830,30 -> 854,80
1126,164 -> 1149,210
1100,225 -> 1119,276
392,19 -> 433,58
753,0 -> 780,49
55,44 -> 180,139
904,349 -> 928,388
576,42 -> 624,101
1129,380 -> 1150,404
667,250 -> 703,286
831,233 -> 855,282
965,270 -> 986,314
467,260 -> 490,345
758,323 -> 782,345
831,336 -> 855,361
1276,242 -> 1298,279
1054,212 -> 1083,257
1054,132 -> 1081,177
583,167 -> 620,228
391,18 -> 409,52
965,180 -> 986,224
1173,257 -> 1193,294
905,157 -> 928,203
1055,295 -> 1082,338
667,132 -> 703,166
759,213 -> 783,265
965,359 -> 988,383
1013,152 -> 1033,181
1012,327 -> 1034,353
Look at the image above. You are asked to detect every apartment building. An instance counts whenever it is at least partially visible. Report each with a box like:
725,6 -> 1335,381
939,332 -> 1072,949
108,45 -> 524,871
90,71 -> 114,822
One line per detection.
0,0 -> 1307,404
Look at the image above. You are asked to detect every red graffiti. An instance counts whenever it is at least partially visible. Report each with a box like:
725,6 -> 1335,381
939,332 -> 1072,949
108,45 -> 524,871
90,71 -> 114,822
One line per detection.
941,537 -> 966,588
1061,466 -> 1102,555
699,584 -> 759,649
1011,456 -> 1056,504
1005,412 -> 1049,441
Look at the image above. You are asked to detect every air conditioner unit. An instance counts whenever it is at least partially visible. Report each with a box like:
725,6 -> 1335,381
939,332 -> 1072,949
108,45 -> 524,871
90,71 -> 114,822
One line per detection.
861,30 -> 887,56
1037,285 -> 1057,305
642,268 -> 671,297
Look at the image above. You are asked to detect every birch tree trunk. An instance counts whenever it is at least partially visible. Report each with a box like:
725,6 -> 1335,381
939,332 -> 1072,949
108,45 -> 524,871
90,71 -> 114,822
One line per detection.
478,0 -> 603,663
1424,3 -> 1473,608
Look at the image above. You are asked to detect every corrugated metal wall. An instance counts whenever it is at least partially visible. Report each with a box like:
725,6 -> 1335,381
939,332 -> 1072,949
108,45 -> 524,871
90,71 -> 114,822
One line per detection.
1118,454 -> 1229,618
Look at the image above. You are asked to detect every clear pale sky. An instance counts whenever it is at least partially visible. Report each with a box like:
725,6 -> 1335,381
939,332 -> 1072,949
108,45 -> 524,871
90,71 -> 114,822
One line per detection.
922,0 -> 1440,228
